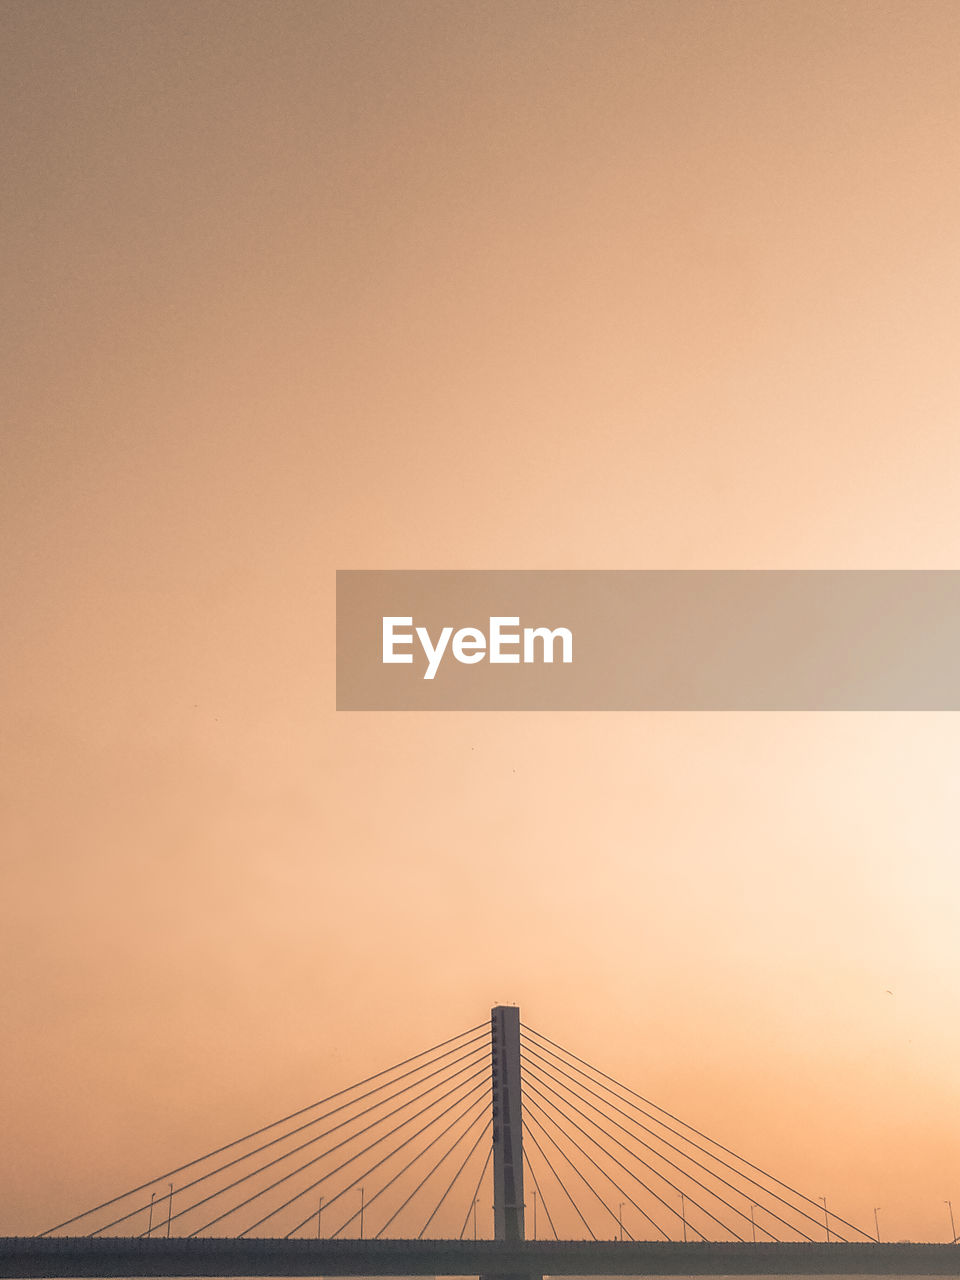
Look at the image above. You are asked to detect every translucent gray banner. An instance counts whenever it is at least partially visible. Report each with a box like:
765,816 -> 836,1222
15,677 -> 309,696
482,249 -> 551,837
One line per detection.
336,571 -> 960,710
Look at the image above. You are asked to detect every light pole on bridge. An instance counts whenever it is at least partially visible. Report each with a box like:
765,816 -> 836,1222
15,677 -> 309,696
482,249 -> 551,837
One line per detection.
873,1207 -> 881,1243
820,1196 -> 830,1243
946,1201 -> 956,1244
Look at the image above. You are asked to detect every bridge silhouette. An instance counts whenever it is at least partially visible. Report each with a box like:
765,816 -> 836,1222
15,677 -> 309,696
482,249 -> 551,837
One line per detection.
3,1007 -> 957,1277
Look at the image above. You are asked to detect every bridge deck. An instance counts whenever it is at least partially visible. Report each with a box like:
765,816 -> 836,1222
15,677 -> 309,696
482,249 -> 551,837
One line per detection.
2,1238 -> 958,1278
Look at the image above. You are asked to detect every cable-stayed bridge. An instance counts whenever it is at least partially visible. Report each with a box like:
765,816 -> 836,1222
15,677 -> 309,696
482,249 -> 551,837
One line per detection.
3,1008 -> 958,1277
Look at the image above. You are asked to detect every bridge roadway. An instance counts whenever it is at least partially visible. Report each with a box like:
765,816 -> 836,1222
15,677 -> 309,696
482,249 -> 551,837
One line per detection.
2,1238 -> 959,1278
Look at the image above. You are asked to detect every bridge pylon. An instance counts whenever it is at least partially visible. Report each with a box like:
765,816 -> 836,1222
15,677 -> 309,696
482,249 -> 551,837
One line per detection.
488,1005 -> 538,1280
492,1005 -> 525,1242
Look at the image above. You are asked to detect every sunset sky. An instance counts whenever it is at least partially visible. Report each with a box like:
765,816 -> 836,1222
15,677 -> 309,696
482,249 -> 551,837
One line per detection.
2,0 -> 959,1245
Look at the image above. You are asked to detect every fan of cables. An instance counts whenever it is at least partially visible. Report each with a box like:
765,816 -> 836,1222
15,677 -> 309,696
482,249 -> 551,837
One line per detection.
518,1023 -> 873,1244
40,1017 -> 873,1245
41,1024 -> 494,1241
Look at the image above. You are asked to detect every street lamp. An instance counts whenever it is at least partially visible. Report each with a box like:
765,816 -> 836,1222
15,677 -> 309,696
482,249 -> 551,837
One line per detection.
873,1207 -> 881,1243
317,1196 -> 323,1239
360,1188 -> 365,1240
820,1197 -> 830,1243
946,1201 -> 956,1244
147,1192 -> 156,1237
618,1202 -> 625,1242
166,1184 -> 173,1239
749,1204 -> 757,1243
679,1192 -> 687,1243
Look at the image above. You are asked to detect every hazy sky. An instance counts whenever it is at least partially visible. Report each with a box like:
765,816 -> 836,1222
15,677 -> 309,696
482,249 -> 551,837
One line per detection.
2,0 -> 959,1243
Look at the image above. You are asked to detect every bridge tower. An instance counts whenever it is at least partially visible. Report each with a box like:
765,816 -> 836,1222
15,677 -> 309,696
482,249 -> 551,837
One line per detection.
491,1005 -> 525,1242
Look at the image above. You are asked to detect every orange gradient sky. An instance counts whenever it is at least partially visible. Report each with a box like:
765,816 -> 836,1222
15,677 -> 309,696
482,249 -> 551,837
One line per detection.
2,0 -> 959,1244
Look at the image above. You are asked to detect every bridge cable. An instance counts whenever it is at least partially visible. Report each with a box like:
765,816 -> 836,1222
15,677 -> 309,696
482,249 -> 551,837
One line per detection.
524,1055 -> 781,1239
523,1092 -> 640,1241
525,1111 -> 665,1242
524,1058 -> 790,1242
527,1052 -> 822,1242
328,1091 -> 490,1239
457,1143 -> 493,1241
418,1117 -> 492,1240
524,1078 -> 686,1241
521,1036 -> 821,1241
523,1144 -> 560,1241
377,1101 -> 490,1239
525,1067 -> 739,1242
277,1077 -> 490,1241
39,1021 -> 488,1238
101,1038 -> 491,1238
525,1086 -> 686,1242
195,1063 -> 489,1238
261,1073 -> 491,1239
189,1062 -> 490,1237
521,1023 -> 871,1242
521,1116 -> 599,1240
521,1034 -> 828,1240
132,1044 -> 490,1238
381,1100 -> 491,1239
